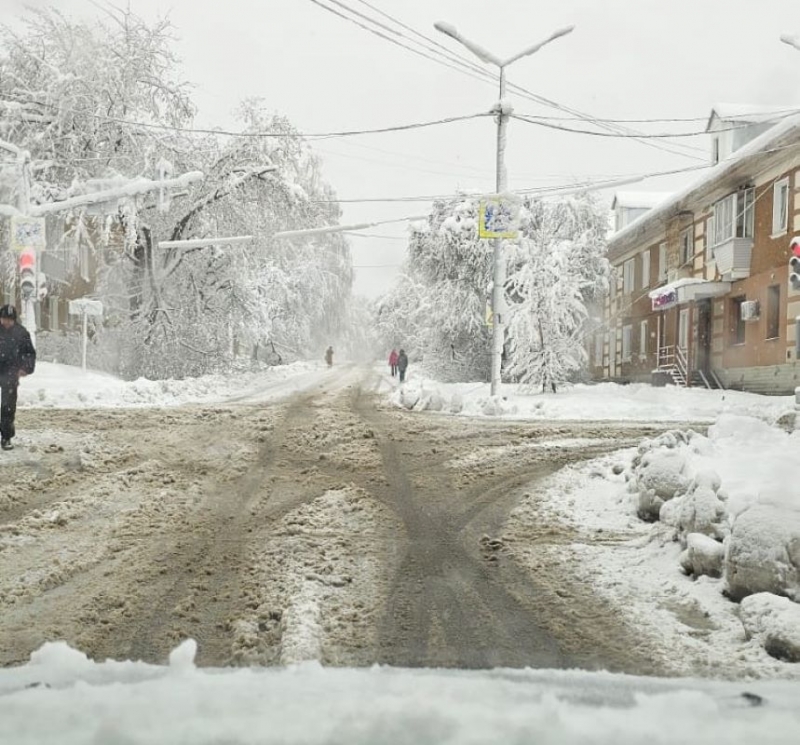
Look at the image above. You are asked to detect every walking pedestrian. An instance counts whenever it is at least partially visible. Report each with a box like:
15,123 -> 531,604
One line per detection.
388,348 -> 398,377
325,346 -> 334,367
0,305 -> 36,451
397,348 -> 408,383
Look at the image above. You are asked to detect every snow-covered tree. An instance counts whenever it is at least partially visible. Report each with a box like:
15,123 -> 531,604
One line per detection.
0,8 -> 353,378
380,192 -> 608,387
377,196 -> 493,381
115,103 -> 353,378
505,194 -> 609,391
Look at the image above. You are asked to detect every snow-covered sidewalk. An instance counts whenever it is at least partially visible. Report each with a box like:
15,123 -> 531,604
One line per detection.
16,360 -> 331,409
389,375 -> 796,423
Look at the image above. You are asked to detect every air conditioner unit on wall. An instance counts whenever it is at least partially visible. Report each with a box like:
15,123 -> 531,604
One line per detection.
741,300 -> 760,321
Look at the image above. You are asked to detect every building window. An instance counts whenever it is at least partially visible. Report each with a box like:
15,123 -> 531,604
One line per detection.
706,216 -> 715,261
594,332 -> 604,366
623,259 -> 635,295
712,137 -> 720,165
640,320 -> 648,359
712,188 -> 754,246
772,178 -> 789,237
641,249 -> 650,289
658,242 -> 667,281
680,228 -> 693,266
766,285 -> 780,340
622,324 -> 632,362
730,296 -> 746,345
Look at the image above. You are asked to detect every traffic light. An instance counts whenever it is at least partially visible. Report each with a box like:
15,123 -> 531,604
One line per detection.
790,237 -> 800,292
19,248 -> 36,298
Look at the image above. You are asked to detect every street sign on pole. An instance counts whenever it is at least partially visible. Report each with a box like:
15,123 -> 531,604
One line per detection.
69,298 -> 104,372
10,215 -> 45,251
478,196 -> 520,239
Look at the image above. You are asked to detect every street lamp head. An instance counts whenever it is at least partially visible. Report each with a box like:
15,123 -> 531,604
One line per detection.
780,33 -> 800,51
433,21 -> 458,39
433,20 -> 503,67
500,24 -> 576,67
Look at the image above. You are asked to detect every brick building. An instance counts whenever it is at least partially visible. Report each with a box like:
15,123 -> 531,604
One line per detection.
593,106 -> 800,394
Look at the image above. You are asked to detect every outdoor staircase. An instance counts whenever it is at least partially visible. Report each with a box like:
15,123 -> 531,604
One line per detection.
690,369 -> 725,390
656,346 -> 725,389
656,345 -> 688,387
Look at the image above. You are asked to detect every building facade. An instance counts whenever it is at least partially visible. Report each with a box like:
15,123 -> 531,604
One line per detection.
594,108 -> 800,395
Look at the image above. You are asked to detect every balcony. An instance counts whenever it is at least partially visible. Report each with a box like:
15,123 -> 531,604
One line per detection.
713,237 -> 753,280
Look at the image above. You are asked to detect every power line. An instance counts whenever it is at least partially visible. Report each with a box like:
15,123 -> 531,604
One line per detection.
309,163 -> 711,204
314,0 -> 708,162
86,110 -> 490,140
307,0 -> 497,89
511,112 -> 800,139
514,108 -> 800,125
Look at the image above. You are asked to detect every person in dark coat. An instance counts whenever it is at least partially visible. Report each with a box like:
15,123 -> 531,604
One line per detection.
397,348 -> 408,383
325,346 -> 334,367
0,304 -> 36,450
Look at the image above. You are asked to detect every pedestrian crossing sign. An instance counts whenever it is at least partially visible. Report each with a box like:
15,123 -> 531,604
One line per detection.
479,196 -> 519,239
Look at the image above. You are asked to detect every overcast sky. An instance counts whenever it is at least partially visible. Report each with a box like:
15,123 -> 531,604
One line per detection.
4,0 -> 800,298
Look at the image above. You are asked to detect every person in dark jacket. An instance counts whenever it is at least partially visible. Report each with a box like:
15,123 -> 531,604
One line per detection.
0,305 -> 36,450
397,348 -> 408,383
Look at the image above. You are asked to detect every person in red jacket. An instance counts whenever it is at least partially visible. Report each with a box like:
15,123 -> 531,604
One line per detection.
388,348 -> 398,377
0,304 -> 36,450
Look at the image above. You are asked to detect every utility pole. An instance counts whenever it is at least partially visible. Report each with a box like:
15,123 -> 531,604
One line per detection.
434,21 -> 574,396
0,140 -> 37,344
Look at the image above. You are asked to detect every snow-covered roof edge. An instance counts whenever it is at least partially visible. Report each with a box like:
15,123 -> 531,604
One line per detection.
609,110 -> 800,254
611,191 -> 672,210
706,103 -> 800,130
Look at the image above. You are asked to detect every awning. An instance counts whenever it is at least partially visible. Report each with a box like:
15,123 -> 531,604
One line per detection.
649,279 -> 731,311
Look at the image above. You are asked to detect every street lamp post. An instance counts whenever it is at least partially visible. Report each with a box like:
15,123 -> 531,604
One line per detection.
434,21 -> 574,396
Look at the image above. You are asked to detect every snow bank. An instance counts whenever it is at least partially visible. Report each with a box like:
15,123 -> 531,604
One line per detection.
17,360 -> 326,409
386,374 -> 795,423
2,641 -> 800,744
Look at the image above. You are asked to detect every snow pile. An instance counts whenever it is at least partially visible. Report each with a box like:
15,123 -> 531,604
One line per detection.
506,409 -> 800,676
740,594 -> 800,663
622,415 -> 800,663
391,379 -> 463,414
724,500 -> 800,602
628,433 -> 693,520
2,642 -> 800,744
18,360 -> 326,409
387,374 -> 795,423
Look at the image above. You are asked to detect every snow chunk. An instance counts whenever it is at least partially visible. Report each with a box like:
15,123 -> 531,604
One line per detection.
635,449 -> 690,521
28,642 -> 93,676
740,593 -> 800,663
678,471 -> 729,544
680,533 -> 725,579
724,500 -> 800,602
168,639 -> 197,673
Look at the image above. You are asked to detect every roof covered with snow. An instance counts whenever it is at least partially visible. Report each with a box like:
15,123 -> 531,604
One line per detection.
609,109 -> 800,258
707,103 -> 800,129
611,191 -> 672,210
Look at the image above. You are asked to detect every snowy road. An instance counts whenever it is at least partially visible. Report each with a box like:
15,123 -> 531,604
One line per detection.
1,367 -> 678,672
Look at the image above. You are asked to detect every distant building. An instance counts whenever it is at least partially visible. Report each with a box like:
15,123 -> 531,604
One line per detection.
592,104 -> 800,394
611,192 -> 672,232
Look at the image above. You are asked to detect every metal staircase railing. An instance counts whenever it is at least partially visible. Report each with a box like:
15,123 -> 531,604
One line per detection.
656,345 -> 687,387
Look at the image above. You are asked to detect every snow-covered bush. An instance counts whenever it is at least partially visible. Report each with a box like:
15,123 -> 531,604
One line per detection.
739,592 -> 800,662
680,533 -> 725,579
724,499 -> 800,602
